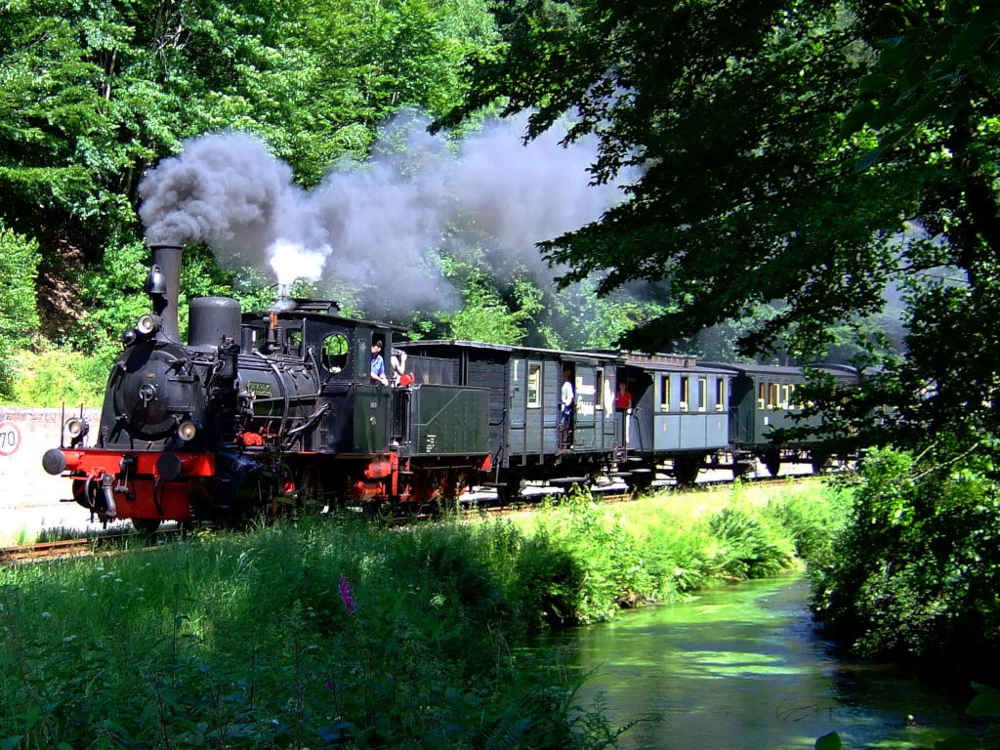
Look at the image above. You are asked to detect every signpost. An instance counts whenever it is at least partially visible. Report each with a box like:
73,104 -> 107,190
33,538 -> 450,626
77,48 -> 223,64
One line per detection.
0,421 -> 22,456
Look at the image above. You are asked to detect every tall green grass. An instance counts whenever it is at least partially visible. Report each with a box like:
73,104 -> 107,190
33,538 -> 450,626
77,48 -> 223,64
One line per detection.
0,479 -> 847,748
0,519 -> 627,749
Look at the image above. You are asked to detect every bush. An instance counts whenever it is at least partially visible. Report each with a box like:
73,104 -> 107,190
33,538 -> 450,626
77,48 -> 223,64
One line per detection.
5,348 -> 108,407
708,506 -> 794,579
0,518 -> 624,749
762,482 -> 851,566
0,225 -> 40,399
812,447 -> 1000,677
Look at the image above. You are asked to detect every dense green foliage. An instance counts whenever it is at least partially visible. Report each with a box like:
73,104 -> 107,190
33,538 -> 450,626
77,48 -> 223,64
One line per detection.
5,350 -> 108,407
0,224 -> 40,398
813,448 -> 1000,678
510,482 -> 840,626
0,0 -> 675,403
441,0 -> 1000,452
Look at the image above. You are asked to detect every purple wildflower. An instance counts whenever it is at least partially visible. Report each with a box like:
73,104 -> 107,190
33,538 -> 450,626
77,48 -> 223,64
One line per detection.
338,575 -> 356,615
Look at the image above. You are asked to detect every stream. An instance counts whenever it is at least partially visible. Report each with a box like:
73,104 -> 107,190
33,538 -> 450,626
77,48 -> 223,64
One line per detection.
554,576 -> 987,749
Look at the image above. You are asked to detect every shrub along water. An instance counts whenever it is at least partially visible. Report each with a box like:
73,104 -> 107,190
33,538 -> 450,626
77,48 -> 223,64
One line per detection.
812,447 -> 1000,680
0,480 -> 845,747
508,481 -> 845,626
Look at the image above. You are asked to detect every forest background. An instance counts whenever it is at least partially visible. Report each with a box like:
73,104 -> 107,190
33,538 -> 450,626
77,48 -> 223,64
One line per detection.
0,0 -> 900,407
5,0 -> 1000,679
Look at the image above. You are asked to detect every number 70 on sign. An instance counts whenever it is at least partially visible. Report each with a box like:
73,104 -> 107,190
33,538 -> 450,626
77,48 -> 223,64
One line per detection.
0,422 -> 22,456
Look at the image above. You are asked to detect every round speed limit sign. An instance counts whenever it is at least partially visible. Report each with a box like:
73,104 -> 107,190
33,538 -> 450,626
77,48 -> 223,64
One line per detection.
0,421 -> 22,456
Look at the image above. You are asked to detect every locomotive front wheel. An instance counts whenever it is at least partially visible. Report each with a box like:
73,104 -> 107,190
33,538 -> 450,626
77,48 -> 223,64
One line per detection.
132,518 -> 161,535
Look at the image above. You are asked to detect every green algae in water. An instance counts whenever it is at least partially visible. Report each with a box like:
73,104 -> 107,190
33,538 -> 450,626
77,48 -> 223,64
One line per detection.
554,577 -> 988,749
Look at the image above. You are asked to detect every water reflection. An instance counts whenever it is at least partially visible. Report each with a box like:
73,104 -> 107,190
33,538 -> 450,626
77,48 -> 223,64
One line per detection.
552,577 -> 982,749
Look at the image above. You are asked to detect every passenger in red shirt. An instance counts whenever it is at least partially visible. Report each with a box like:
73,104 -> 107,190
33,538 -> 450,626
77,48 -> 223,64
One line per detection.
615,381 -> 632,411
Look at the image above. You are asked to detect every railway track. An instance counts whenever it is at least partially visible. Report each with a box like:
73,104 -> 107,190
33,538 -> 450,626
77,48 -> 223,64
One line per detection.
0,537 -> 100,564
3,472 -> 827,563
0,529 -> 183,565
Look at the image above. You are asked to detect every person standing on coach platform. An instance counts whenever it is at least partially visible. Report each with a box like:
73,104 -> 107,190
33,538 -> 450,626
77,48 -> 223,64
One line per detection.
370,340 -> 389,386
559,370 -> 575,447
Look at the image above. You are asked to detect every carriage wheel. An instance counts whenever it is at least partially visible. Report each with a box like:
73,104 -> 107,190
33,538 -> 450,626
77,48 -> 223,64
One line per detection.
811,452 -> 830,474
764,446 -> 782,478
625,467 -> 654,497
673,454 -> 704,488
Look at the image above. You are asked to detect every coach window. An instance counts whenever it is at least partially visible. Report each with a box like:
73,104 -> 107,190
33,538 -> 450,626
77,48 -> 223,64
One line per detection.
527,363 -> 542,407
715,378 -> 726,411
595,369 -> 604,409
322,332 -> 350,374
697,377 -> 708,411
769,382 -> 780,409
659,375 -> 670,411
757,382 -> 766,410
679,376 -> 690,411
782,384 -> 791,408
789,384 -> 798,409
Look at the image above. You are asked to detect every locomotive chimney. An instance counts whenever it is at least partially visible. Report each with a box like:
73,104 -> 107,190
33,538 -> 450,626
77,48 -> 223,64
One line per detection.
146,244 -> 182,342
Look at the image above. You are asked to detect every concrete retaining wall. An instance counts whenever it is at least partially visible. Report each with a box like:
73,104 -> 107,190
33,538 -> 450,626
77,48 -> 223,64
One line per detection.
0,408 -> 101,508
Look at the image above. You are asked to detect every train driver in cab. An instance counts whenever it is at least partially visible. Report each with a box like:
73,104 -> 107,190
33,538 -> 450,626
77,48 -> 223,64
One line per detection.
370,339 -> 389,385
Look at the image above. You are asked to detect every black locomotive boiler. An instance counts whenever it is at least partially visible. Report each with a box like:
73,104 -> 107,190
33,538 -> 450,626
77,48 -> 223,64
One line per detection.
43,243 -> 858,530
43,244 -> 492,528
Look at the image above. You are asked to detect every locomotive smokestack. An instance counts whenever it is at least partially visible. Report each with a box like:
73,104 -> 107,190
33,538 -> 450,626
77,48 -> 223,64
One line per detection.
147,244 -> 182,342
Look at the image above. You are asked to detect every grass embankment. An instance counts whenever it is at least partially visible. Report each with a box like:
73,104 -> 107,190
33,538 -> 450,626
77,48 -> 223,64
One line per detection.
0,479 -> 848,748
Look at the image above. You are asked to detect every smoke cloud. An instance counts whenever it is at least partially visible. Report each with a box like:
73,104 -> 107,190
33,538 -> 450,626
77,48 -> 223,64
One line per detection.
138,112 -> 634,313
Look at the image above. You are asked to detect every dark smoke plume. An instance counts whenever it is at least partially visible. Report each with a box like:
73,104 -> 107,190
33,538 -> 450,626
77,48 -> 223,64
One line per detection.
138,112 -> 636,311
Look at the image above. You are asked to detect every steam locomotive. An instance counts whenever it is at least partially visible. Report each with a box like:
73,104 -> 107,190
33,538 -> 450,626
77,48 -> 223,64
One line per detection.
42,244 -> 857,530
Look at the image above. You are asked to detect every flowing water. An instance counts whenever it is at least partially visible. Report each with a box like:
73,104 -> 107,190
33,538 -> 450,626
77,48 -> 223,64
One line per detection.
554,577 -> 987,749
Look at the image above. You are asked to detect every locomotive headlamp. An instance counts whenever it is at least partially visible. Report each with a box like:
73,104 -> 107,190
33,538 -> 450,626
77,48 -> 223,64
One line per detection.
178,421 -> 198,441
64,416 -> 89,448
65,417 -> 87,438
136,314 -> 159,336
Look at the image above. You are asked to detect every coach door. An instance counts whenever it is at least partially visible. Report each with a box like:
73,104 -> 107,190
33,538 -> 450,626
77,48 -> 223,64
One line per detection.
525,360 -> 544,453
572,364 -> 597,449
508,358 -> 527,458
597,366 -> 615,450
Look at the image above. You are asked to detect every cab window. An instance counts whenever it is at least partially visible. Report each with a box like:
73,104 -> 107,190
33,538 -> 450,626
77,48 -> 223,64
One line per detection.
286,329 -> 303,357
323,333 -> 350,373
